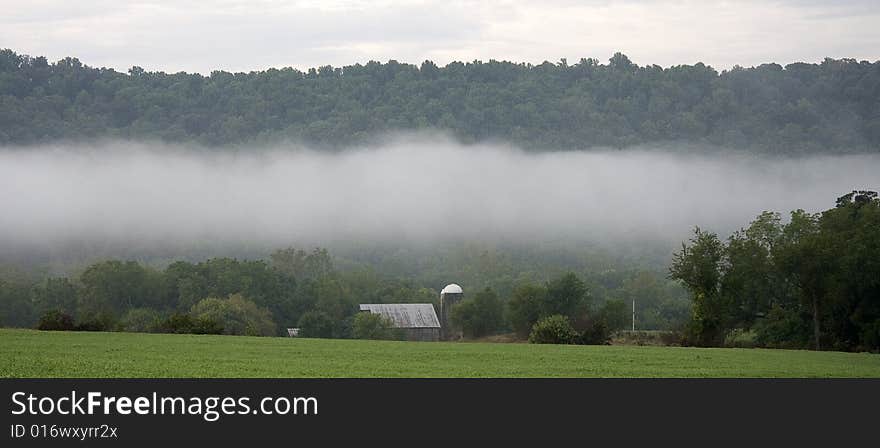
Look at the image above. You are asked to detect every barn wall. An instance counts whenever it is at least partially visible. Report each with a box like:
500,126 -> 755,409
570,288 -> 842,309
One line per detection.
403,327 -> 440,342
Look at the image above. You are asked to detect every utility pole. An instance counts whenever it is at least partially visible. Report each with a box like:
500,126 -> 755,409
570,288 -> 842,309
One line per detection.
632,300 -> 635,332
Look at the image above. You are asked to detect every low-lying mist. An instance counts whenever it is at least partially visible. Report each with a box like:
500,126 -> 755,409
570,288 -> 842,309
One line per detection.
1,136 -> 877,264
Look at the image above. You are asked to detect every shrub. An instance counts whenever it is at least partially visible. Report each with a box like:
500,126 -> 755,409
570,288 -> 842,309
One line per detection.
529,315 -> 577,344
297,311 -> 335,338
191,294 -> 277,336
614,330 -> 682,346
118,308 -> 162,333
724,328 -> 758,348
659,330 -> 685,346
37,310 -> 74,331
860,321 -> 880,353
753,305 -> 811,349
577,318 -> 611,345
352,312 -> 403,340
73,311 -> 116,332
73,320 -> 106,331
158,313 -> 223,335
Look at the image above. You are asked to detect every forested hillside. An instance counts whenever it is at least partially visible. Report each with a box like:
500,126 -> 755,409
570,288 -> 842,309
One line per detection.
2,49 -> 879,152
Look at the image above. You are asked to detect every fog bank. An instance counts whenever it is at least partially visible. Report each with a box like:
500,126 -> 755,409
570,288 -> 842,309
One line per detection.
1,138 -> 877,256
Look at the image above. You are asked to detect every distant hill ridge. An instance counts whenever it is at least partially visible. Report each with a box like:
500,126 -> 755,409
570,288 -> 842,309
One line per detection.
1,49 -> 878,153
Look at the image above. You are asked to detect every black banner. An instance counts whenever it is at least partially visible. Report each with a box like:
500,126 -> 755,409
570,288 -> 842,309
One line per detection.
2,379 -> 876,446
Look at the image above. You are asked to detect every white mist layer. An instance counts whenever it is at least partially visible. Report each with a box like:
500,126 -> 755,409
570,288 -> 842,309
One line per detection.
1,138 -> 877,250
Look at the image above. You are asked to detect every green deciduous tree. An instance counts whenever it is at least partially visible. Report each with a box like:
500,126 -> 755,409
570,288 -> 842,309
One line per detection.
670,227 -> 729,346
191,294 -> 277,336
296,310 -> 335,338
450,287 -> 503,338
774,210 -> 826,350
673,191 -> 880,351
78,260 -> 162,320
30,277 -> 79,317
507,282 -> 547,338
598,299 -> 629,333
544,272 -> 589,318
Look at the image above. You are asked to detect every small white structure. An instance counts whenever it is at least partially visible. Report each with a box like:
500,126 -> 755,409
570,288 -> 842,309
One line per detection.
286,328 -> 300,337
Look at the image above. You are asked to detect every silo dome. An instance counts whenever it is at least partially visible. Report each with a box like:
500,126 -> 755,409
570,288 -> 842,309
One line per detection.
441,283 -> 463,294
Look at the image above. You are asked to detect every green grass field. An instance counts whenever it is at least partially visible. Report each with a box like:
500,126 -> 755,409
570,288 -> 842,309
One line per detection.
2,328 -> 879,377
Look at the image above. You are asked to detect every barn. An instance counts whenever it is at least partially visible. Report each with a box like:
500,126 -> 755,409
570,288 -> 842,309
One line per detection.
358,303 -> 440,342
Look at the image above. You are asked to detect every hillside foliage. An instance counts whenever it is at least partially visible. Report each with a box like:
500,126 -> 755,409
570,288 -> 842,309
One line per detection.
2,49 -> 879,152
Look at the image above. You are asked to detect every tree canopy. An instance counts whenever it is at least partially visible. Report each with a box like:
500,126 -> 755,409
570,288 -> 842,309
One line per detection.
671,191 -> 880,351
2,49 -> 879,153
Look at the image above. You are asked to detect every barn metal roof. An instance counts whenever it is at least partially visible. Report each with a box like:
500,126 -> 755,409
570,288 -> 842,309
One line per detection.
358,304 -> 441,328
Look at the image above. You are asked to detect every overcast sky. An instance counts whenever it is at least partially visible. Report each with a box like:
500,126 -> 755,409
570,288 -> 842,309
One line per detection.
2,0 -> 879,74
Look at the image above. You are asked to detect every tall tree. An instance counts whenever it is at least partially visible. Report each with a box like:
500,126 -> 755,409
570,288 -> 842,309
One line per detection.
543,272 -> 588,318
774,210 -> 826,350
669,227 -> 728,345
450,287 -> 503,338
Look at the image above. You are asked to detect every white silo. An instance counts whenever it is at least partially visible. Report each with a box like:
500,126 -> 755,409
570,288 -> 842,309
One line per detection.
439,283 -> 463,340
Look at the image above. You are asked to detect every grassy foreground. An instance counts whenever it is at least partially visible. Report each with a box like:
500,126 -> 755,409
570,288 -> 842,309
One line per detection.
1,328 -> 879,378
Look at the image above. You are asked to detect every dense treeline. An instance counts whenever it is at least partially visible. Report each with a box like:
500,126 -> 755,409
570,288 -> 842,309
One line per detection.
0,245 -> 687,340
3,191 -> 877,350
671,191 -> 880,351
1,248 -> 432,338
2,49 -> 879,152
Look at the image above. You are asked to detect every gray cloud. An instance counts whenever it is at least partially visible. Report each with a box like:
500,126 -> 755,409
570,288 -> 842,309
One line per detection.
1,137 -> 876,258
1,1 -> 877,73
